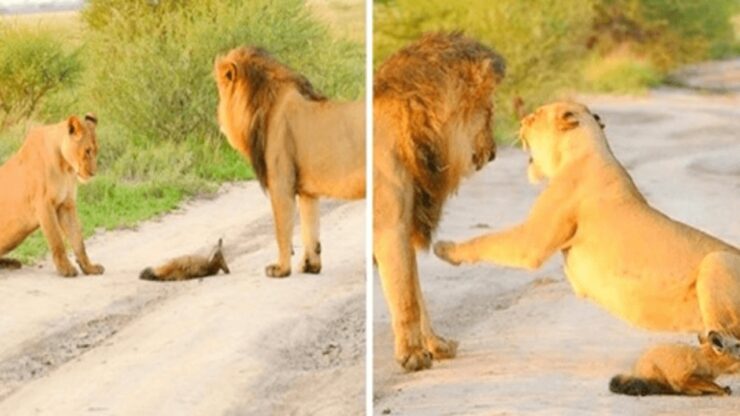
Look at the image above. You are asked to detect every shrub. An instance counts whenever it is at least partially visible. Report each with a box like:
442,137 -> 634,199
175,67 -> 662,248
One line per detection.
375,0 -> 594,141
0,27 -> 81,129
79,0 -> 364,145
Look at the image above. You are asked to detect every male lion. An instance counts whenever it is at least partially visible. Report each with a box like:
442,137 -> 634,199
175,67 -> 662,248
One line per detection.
374,32 -> 505,371
435,101 -> 740,349
0,114 -> 104,277
214,47 -> 365,278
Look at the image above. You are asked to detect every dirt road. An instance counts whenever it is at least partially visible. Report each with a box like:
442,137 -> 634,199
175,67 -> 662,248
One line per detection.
374,79 -> 740,413
0,183 -> 365,415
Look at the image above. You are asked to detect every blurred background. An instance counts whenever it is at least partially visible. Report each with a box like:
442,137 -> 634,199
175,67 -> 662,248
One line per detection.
375,0 -> 740,140
0,0 -> 364,262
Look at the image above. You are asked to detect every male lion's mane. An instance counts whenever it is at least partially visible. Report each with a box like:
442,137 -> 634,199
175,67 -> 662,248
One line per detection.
374,32 -> 506,247
226,47 -> 327,189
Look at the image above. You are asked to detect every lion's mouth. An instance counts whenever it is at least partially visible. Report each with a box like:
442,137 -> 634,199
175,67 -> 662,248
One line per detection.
76,172 -> 93,183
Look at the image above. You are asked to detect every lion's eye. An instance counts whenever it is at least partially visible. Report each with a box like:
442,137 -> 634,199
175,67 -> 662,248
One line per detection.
86,148 -> 93,157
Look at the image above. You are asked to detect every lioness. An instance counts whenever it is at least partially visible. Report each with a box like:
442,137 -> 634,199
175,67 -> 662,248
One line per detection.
214,47 -> 365,278
435,101 -> 740,344
375,33 -> 505,371
0,114 -> 104,277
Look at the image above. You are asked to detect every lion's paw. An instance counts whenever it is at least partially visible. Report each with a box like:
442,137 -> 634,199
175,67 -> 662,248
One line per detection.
398,348 -> 433,372
265,264 -> 291,278
300,257 -> 322,274
433,241 -> 461,265
426,335 -> 459,360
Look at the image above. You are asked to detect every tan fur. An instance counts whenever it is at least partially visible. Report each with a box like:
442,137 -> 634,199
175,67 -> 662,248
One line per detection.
214,47 -> 365,278
435,101 -> 740,340
610,331 -> 740,396
374,32 -> 505,371
0,114 -> 103,277
140,238 -> 230,281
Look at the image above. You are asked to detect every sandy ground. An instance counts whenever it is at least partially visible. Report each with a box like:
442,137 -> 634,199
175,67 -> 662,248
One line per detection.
0,183 -> 365,415
373,75 -> 740,413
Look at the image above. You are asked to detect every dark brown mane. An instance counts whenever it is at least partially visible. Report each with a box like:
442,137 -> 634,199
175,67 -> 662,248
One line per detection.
374,32 -> 506,247
229,47 -> 327,189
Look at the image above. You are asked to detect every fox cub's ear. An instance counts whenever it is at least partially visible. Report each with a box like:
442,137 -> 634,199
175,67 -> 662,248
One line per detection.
707,331 -> 726,354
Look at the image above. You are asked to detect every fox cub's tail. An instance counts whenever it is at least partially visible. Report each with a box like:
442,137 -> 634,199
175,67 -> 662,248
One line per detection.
139,267 -> 158,281
609,375 -> 675,396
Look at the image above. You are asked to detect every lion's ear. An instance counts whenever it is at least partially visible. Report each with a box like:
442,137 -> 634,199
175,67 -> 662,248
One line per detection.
216,58 -> 238,83
84,113 -> 98,125
556,110 -> 579,131
67,116 -> 83,137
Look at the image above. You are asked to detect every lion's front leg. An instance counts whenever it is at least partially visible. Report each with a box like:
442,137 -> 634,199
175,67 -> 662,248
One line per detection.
377,226 -> 452,371
58,200 -> 104,275
37,201 -> 77,277
298,195 -> 321,274
266,185 -> 296,278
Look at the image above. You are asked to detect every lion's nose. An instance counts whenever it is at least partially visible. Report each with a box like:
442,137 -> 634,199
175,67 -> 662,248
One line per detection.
489,150 -> 496,161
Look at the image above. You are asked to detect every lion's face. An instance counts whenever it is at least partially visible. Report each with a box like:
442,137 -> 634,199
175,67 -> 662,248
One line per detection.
61,114 -> 99,183
471,111 -> 497,172
519,102 -> 599,183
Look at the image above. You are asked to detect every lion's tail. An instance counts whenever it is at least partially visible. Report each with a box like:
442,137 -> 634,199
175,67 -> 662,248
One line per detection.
139,267 -> 159,281
609,374 -> 676,396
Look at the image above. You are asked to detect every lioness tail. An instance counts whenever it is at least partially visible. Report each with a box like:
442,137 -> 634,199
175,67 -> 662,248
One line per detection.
609,374 -> 675,396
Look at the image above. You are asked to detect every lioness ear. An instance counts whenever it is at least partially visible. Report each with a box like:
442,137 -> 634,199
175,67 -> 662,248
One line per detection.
84,113 -> 98,125
67,116 -> 83,137
556,110 -> 579,131
593,113 -> 605,130
216,58 -> 238,83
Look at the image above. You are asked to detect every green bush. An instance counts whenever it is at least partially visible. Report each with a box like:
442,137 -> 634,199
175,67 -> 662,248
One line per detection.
375,0 -> 594,141
0,27 -> 81,129
79,0 -> 363,145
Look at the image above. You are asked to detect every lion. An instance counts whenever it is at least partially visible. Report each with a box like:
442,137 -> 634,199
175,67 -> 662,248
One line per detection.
374,32 -> 505,371
213,47 -> 365,278
0,114 -> 104,277
434,101 -> 740,354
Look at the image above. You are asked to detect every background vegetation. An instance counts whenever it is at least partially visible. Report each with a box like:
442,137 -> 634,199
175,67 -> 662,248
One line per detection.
0,0 -> 364,262
375,0 -> 740,141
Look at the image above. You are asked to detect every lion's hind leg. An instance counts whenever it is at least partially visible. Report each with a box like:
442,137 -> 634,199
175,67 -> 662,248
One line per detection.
0,258 -> 22,270
298,195 -> 321,274
696,251 -> 740,340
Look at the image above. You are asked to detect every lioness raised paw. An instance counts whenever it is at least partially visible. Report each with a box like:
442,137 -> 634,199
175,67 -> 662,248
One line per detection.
265,264 -> 291,278
398,348 -> 433,372
433,241 -> 461,265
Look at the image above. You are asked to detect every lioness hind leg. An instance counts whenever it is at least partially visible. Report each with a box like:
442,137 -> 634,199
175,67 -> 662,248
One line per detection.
298,195 -> 321,274
375,227 -> 432,371
0,258 -> 22,269
696,251 -> 740,339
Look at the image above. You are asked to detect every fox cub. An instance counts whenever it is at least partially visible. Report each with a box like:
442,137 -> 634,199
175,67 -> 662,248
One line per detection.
610,331 -> 740,396
140,239 -> 230,281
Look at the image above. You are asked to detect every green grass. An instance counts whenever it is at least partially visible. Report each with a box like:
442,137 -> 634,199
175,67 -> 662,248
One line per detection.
583,51 -> 663,94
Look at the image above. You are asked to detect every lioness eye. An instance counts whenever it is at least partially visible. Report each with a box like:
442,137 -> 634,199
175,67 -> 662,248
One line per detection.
86,148 -> 93,156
